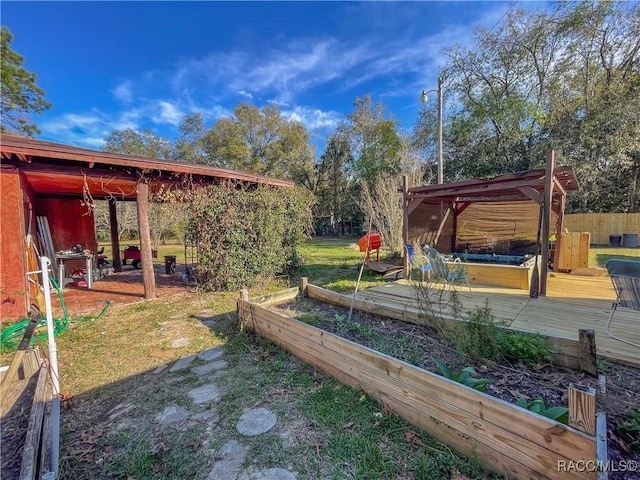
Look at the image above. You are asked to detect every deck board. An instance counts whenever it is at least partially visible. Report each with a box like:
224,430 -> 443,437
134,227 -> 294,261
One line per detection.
359,273 -> 639,367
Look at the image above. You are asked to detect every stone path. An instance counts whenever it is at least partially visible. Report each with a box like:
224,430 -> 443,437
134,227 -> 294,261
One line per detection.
159,310 -> 297,480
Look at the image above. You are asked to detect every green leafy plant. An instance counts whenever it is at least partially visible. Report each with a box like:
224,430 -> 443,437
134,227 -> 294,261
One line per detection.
432,358 -> 491,392
516,397 -> 568,424
444,301 -> 503,363
596,359 -> 610,374
498,331 -> 552,364
618,408 -> 640,452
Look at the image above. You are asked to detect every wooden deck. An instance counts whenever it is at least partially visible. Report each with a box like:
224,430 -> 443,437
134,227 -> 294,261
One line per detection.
358,273 -> 639,367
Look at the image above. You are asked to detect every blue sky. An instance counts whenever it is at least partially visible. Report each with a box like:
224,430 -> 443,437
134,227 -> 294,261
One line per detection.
2,1 -> 531,154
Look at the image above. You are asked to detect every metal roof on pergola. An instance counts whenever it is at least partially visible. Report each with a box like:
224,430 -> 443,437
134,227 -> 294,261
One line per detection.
402,153 -> 579,296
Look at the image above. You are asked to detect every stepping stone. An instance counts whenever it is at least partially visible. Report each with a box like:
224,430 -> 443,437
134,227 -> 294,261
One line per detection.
236,408 -> 276,436
207,440 -> 249,480
188,383 -> 220,405
158,405 -> 189,424
198,346 -> 224,362
169,354 -> 196,372
238,467 -> 297,480
172,338 -> 190,348
191,360 -> 228,376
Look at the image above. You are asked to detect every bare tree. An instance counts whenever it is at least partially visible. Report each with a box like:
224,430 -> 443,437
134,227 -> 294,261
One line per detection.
93,200 -> 139,241
359,140 -> 426,255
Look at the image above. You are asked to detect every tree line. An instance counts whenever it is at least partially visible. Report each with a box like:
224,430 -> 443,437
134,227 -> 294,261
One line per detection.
3,1 -> 638,248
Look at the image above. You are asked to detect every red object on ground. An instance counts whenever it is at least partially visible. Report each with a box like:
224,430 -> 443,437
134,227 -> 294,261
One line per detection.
359,232 -> 382,261
122,246 -> 158,269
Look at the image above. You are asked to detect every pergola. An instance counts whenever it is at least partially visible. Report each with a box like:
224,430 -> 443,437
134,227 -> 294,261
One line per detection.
0,135 -> 293,319
402,151 -> 579,296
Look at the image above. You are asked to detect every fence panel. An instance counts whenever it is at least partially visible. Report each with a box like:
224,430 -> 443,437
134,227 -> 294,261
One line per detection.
564,213 -> 640,245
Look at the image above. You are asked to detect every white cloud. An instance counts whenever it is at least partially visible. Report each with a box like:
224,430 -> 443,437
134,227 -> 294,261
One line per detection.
237,90 -> 253,100
112,81 -> 133,103
151,101 -> 183,125
282,105 -> 343,133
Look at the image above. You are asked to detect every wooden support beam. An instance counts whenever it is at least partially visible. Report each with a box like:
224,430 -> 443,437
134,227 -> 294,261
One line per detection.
407,197 -> 423,216
108,198 -> 122,272
402,175 -> 409,277
136,180 -> 156,299
568,384 -> 596,436
553,193 -> 566,271
518,185 -> 542,204
579,329 -> 597,377
540,150 -> 555,296
299,277 -> 308,297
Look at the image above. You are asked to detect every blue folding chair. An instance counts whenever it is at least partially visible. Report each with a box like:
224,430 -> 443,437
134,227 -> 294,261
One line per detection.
605,259 -> 640,348
405,245 -> 432,283
423,247 -> 472,296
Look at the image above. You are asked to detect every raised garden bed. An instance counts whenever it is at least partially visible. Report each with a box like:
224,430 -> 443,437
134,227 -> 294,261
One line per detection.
238,280 -> 640,480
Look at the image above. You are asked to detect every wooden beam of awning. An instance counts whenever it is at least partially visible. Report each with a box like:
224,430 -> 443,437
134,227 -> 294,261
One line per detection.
406,176 -> 547,200
518,186 -> 542,204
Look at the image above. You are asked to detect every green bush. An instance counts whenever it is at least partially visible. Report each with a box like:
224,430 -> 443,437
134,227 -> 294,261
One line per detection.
498,331 -> 552,364
445,301 -> 502,363
186,184 -> 313,290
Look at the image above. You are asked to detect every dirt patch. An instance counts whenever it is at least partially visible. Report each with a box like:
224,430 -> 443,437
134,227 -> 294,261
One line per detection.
273,297 -> 640,480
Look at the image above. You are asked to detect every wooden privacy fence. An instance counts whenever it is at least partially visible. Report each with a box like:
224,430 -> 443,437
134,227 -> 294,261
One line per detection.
564,213 -> 639,245
238,282 -> 605,480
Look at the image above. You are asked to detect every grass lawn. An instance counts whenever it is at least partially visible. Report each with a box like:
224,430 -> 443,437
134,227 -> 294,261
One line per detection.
589,245 -> 639,267
19,236 -> 495,480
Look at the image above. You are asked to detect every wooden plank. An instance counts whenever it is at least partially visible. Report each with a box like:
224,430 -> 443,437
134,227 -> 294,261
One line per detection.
19,367 -> 48,480
250,287 -> 299,306
569,385 -> 596,436
579,233 -> 590,268
240,301 -> 596,480
39,380 -> 53,477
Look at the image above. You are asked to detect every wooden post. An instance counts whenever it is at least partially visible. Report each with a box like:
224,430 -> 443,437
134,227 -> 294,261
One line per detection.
568,384 -> 596,436
136,180 -> 156,299
540,150 -> 554,296
299,277 -> 308,297
108,198 -> 122,272
553,194 -> 566,272
238,288 -> 249,321
402,175 -> 409,277
579,329 -> 597,376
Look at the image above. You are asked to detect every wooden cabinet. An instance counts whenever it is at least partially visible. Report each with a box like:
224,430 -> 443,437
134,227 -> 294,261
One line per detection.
555,232 -> 590,272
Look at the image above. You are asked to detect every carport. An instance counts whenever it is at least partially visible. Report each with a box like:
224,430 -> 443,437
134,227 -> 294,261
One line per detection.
0,135 -> 293,320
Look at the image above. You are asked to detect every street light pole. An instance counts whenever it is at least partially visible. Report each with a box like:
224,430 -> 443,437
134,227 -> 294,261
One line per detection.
437,75 -> 443,185
421,74 -> 444,184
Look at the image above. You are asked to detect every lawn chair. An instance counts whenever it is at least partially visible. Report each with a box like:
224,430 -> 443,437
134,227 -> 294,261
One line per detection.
405,244 -> 432,283
423,247 -> 472,296
605,259 -> 640,348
